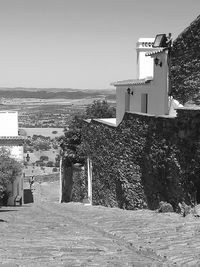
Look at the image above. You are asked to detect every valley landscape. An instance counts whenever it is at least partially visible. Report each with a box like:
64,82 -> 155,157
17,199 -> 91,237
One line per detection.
0,87 -> 116,178
0,87 -> 116,128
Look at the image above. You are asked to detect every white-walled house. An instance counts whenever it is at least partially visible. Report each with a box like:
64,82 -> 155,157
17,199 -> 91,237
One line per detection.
136,38 -> 157,79
112,37 -> 182,125
0,111 -> 24,206
85,35 -> 183,204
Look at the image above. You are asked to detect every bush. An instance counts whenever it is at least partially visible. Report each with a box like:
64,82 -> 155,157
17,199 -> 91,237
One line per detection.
52,167 -> 58,172
40,155 -> 49,161
0,148 -> 22,200
46,161 -> 54,167
86,100 -> 116,119
35,160 -> 46,167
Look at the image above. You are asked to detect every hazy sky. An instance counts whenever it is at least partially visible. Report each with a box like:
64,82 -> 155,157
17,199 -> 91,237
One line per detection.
0,0 -> 199,89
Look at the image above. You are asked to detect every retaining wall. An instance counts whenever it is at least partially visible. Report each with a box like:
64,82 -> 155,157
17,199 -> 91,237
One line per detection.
75,108 -> 200,210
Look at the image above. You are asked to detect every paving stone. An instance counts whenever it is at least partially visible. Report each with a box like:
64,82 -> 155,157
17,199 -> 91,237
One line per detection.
0,181 -> 200,266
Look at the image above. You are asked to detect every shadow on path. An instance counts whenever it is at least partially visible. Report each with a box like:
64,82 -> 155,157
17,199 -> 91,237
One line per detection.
0,209 -> 17,212
24,189 -> 34,204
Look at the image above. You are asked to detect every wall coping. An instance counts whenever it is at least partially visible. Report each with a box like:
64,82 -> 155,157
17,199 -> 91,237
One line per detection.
83,118 -> 117,128
84,112 -> 176,130
176,106 -> 200,111
93,118 -> 117,127
84,119 -> 91,124
126,111 -> 176,119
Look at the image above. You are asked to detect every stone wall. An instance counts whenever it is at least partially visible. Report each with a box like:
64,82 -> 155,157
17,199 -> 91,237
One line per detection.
171,15 -> 200,104
71,166 -> 87,202
75,108 -> 200,210
70,15 -> 200,209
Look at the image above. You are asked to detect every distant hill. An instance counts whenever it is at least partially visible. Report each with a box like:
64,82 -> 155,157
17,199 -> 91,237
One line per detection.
0,87 -> 116,100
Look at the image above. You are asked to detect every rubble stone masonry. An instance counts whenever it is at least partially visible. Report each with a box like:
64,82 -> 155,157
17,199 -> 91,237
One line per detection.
78,108 -> 200,211
171,15 -> 200,104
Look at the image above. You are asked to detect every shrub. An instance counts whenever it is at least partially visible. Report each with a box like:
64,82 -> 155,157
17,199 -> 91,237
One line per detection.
40,155 -> 49,161
0,148 -> 22,200
46,161 -> 54,167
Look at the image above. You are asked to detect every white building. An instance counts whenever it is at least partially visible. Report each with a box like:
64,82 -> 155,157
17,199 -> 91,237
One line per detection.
0,111 -> 24,206
136,38 -> 157,79
85,35 -> 183,205
112,37 -> 182,125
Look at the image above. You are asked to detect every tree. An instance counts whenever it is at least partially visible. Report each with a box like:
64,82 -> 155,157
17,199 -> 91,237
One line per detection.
40,155 -> 49,161
60,100 -> 116,202
0,148 -> 22,199
55,154 -> 61,167
86,100 -> 116,119
61,100 -> 116,164
46,161 -> 54,167
34,141 -> 51,151
60,114 -> 86,164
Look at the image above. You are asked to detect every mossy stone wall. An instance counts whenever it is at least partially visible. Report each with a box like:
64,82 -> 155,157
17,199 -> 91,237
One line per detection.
171,15 -> 200,104
76,109 -> 200,210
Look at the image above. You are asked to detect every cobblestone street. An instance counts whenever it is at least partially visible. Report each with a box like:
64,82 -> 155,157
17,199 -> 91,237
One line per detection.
0,181 -> 200,266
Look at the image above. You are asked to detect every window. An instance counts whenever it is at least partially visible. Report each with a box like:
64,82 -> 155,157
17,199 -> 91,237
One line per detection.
141,94 -> 148,113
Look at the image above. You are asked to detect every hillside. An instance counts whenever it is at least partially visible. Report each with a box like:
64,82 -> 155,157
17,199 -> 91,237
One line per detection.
0,87 -> 116,100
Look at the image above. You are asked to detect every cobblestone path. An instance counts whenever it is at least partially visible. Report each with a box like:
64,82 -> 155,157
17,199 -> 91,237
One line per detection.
0,181 -> 200,266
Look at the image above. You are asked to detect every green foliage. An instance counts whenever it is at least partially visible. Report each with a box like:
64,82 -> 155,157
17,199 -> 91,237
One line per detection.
61,100 -> 116,165
171,16 -> 200,104
0,148 -> 22,195
32,134 -> 50,141
40,155 -> 49,161
35,160 -> 46,167
79,111 -> 200,210
25,135 -> 51,152
52,144 -> 58,149
62,115 -> 85,152
142,136 -> 183,209
46,161 -> 54,167
34,141 -> 51,151
55,154 -> 61,167
61,116 -> 85,165
86,100 -> 116,119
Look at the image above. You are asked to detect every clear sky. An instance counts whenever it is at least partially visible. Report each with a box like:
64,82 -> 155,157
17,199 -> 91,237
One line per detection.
0,0 -> 199,89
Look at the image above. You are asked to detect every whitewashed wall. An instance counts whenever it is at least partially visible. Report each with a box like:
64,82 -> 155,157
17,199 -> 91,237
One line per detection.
0,111 -> 18,136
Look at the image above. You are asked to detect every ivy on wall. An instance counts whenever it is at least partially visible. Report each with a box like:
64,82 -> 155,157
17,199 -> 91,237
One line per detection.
72,109 -> 200,211
70,16 -> 200,210
171,15 -> 200,104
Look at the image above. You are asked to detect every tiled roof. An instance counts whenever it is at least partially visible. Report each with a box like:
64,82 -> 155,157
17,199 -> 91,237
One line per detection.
0,136 -> 25,140
145,48 -> 166,56
111,77 -> 152,86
